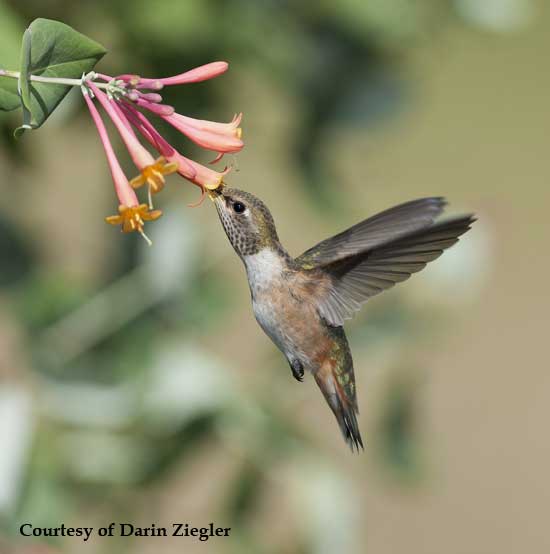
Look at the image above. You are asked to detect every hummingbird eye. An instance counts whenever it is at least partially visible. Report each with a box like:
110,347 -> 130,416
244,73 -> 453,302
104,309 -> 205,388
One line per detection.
233,201 -> 246,214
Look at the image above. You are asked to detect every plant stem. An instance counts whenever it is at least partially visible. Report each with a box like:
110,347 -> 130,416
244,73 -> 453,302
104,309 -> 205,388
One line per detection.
0,69 -> 110,89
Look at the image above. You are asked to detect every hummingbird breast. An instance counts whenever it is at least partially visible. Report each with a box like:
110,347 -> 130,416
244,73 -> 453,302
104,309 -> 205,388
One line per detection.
243,247 -> 361,449
243,248 -> 334,370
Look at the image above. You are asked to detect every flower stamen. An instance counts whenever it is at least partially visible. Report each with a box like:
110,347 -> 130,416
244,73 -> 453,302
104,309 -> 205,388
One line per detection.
105,204 -> 162,236
139,229 -> 153,246
129,156 -> 179,196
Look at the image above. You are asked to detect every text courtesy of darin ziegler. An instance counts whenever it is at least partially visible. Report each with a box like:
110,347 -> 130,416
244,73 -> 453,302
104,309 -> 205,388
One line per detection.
20,523 -> 231,542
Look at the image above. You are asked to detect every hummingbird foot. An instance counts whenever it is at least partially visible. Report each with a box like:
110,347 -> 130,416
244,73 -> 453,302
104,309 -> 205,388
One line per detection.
289,359 -> 304,382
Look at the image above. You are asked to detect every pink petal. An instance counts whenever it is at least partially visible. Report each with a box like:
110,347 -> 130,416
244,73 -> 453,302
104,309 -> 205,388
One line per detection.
122,105 -> 231,189
174,153 -> 232,189
134,97 -> 175,116
118,104 -> 156,147
141,62 -> 229,87
138,92 -> 163,103
136,80 -> 164,91
82,89 -> 138,207
115,74 -> 141,84
119,104 -> 196,179
89,83 -> 155,171
111,100 -> 136,135
115,74 -> 164,90
162,112 -> 244,153
95,73 -> 114,82
209,152 -> 225,164
168,112 -> 242,137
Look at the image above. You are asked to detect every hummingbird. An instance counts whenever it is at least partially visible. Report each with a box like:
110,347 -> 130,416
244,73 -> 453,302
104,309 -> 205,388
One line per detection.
213,187 -> 475,450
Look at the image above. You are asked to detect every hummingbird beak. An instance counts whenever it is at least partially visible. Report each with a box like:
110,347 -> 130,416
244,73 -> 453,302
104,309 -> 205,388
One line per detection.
208,186 -> 224,203
211,190 -> 225,212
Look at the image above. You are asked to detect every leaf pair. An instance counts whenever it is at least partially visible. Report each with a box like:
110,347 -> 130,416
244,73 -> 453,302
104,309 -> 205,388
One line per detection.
0,18 -> 106,135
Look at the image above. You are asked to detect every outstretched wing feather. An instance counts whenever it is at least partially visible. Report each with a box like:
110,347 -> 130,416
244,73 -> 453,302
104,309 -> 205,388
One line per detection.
297,197 -> 447,268
316,215 -> 475,326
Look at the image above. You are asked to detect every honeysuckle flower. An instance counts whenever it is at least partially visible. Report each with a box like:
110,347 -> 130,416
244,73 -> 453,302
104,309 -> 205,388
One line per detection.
136,80 -> 163,91
80,60 -> 243,240
82,88 -> 137,207
82,86 -> 161,244
126,91 -> 163,104
178,155 -> 232,190
85,87 -> 176,210
88,82 -> 177,192
122,61 -> 228,88
161,112 -> 243,157
134,97 -> 175,116
119,103 -> 231,193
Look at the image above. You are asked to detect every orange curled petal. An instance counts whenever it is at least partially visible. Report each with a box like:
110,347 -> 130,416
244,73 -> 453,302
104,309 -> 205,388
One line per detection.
136,204 -> 163,221
162,161 -> 179,175
144,209 -> 163,221
105,215 -> 124,226
187,186 -> 207,208
129,174 -> 147,189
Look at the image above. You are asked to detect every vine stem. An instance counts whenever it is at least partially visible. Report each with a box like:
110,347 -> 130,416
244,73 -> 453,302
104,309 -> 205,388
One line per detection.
0,69 -> 111,89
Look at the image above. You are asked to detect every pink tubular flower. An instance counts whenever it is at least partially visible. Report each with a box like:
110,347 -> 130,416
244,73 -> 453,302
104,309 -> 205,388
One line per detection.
132,61 -> 228,88
82,88 -> 161,241
134,97 -> 175,116
108,59 -> 243,168
119,103 -> 230,192
161,112 -> 243,156
89,82 -> 155,170
88,82 -> 177,196
82,60 -> 243,239
82,88 -> 137,208
176,154 -> 232,190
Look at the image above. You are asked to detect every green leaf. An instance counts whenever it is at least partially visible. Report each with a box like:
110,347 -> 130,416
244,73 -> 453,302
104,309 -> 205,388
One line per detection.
16,25 -> 33,137
15,18 -> 106,136
0,4 -> 25,111
0,75 -> 19,111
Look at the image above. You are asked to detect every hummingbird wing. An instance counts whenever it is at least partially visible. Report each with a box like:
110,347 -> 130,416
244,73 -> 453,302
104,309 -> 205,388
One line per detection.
296,203 -> 475,326
297,197 -> 447,269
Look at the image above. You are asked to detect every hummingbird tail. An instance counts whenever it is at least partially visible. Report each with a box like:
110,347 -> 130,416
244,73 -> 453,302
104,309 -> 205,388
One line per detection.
314,362 -> 364,452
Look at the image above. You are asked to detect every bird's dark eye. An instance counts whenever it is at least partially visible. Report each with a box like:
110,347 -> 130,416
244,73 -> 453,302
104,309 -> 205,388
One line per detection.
233,201 -> 246,214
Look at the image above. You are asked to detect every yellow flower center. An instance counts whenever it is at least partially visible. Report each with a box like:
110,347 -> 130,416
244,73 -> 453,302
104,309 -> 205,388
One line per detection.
105,204 -> 162,240
207,183 -> 224,201
129,156 -> 179,194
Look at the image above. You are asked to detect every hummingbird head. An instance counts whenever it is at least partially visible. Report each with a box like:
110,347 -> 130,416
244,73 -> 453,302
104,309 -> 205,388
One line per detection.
213,187 -> 281,258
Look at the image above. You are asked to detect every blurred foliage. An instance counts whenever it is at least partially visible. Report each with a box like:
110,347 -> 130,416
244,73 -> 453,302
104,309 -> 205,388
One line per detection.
1,0 -> 458,208
375,373 -> 425,483
0,0 -> 502,552
0,216 -> 33,287
0,2 -> 23,112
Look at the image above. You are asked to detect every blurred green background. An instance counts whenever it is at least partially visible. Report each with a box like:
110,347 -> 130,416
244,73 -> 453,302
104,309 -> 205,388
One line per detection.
1,1 -> 549,553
